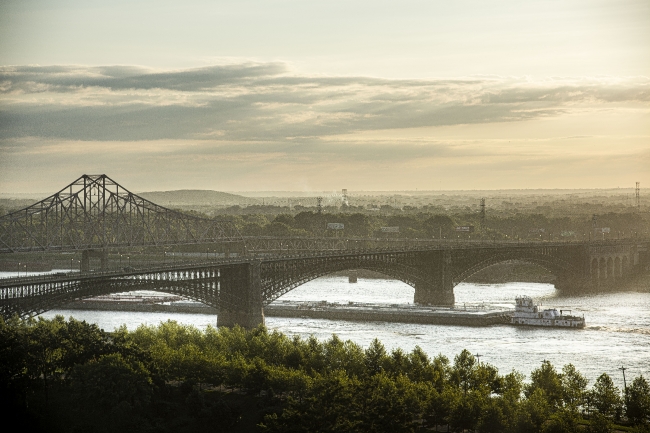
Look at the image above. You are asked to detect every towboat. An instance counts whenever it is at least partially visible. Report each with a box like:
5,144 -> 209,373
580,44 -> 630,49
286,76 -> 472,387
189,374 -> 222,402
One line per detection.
511,296 -> 585,328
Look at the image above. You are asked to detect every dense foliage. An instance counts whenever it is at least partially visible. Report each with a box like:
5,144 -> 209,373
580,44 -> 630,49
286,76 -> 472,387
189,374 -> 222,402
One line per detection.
219,210 -> 648,241
1,316 -> 649,432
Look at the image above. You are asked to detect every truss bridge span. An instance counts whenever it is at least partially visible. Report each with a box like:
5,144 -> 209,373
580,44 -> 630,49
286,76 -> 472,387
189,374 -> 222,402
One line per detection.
2,240 -> 647,328
0,174 -> 242,255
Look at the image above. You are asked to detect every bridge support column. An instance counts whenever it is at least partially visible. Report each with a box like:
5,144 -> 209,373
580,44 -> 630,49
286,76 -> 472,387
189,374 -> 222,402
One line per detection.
414,282 -> 454,305
217,261 -> 264,328
413,250 -> 455,306
81,250 -> 108,272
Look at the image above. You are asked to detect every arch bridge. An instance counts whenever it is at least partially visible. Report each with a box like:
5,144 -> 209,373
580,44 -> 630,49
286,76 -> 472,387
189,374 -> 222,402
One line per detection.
2,240 -> 647,328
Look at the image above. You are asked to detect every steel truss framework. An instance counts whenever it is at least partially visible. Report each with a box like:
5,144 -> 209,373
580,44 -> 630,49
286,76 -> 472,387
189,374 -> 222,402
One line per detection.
0,174 -> 242,253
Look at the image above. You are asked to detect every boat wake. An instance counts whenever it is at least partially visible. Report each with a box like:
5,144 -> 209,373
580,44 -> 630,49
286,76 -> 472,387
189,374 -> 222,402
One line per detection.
587,326 -> 650,335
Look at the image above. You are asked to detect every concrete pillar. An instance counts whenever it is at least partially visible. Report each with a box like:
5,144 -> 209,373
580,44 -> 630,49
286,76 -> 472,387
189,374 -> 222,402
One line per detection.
414,281 -> 454,305
81,251 -> 90,272
413,250 -> 454,306
81,249 -> 108,272
217,261 -> 264,328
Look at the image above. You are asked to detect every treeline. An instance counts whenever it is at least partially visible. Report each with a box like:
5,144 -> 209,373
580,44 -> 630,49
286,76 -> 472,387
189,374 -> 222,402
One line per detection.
1,317 -> 649,433
217,211 -> 648,241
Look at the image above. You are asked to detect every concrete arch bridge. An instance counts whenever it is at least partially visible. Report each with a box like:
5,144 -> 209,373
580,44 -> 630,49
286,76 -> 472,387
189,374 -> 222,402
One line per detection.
2,241 -> 647,328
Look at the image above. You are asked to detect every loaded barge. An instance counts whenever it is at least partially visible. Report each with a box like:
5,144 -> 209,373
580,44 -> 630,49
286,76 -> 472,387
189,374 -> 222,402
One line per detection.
266,300 -> 511,326
61,295 -> 512,326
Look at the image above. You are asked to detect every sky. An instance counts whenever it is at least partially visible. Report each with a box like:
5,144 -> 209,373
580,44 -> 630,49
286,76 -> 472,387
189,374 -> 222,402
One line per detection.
0,0 -> 648,194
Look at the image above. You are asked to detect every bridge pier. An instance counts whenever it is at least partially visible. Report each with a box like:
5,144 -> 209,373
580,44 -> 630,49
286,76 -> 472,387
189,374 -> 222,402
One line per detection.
414,282 -> 454,305
217,261 -> 264,328
413,250 -> 455,306
81,250 -> 108,272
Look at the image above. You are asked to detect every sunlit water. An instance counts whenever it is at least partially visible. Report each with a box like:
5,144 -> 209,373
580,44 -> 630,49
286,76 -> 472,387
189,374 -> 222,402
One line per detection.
27,273 -> 650,388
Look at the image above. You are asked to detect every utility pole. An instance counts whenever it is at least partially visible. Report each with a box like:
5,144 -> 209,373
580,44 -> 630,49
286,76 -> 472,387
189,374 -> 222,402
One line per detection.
619,366 -> 627,392
475,353 -> 482,365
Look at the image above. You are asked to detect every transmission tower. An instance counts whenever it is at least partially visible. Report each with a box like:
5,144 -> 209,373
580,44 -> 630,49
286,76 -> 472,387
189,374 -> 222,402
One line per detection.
480,198 -> 486,227
317,197 -> 323,214
636,182 -> 640,211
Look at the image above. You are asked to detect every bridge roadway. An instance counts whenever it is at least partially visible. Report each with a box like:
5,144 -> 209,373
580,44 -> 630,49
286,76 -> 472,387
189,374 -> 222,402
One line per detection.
1,239 -> 648,328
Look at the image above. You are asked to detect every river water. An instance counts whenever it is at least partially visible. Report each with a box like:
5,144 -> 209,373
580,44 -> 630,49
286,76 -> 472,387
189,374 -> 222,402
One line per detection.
6,270 -> 646,388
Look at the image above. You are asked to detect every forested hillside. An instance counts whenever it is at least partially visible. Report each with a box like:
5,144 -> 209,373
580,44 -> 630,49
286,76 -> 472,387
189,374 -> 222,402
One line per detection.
2,317 -> 649,432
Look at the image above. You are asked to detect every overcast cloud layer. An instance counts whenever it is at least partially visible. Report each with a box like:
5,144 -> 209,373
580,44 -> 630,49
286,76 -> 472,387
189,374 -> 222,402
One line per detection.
0,63 -> 649,192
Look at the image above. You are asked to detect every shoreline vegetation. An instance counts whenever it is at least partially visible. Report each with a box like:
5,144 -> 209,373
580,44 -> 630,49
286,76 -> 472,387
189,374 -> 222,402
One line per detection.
1,317 -> 648,433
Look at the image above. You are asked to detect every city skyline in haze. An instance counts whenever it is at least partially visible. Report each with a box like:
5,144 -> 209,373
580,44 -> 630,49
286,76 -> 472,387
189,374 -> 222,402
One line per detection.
1,0 -> 648,193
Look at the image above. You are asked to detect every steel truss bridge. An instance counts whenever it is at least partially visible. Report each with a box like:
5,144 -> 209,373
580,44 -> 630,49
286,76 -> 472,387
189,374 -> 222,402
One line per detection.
1,175 -> 649,327
0,174 -> 242,254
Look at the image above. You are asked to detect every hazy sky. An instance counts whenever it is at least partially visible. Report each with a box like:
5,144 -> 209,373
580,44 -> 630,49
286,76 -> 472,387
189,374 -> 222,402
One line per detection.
1,0 -> 648,193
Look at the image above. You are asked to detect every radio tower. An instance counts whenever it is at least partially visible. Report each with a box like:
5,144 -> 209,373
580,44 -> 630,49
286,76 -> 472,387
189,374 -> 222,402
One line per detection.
636,182 -> 640,211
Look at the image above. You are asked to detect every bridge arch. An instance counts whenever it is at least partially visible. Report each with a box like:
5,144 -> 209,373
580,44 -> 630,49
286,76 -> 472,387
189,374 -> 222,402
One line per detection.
607,257 -> 612,279
599,258 -> 607,280
261,256 -> 427,305
8,277 -> 222,319
450,251 -> 579,288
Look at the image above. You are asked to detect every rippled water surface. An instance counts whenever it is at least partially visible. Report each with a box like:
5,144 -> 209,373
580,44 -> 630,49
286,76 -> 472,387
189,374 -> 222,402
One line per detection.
37,275 -> 650,388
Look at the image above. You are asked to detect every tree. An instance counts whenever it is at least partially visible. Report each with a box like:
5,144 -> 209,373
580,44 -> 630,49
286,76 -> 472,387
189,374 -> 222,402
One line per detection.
586,412 -> 613,433
590,373 -> 622,420
477,397 -> 510,433
68,353 -> 154,432
543,409 -> 581,433
527,360 -> 564,410
364,339 -> 388,376
626,376 -> 650,425
260,370 -> 361,433
357,372 -> 427,433
515,388 -> 551,433
450,349 -> 476,395
561,363 -> 588,412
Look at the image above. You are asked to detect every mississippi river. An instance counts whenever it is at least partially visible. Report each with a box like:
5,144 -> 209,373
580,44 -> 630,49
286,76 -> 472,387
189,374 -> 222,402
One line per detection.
14,272 -> 648,388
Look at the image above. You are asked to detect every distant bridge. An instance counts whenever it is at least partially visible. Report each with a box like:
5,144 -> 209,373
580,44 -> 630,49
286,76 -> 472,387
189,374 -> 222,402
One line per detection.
0,174 -> 242,254
1,175 -> 649,327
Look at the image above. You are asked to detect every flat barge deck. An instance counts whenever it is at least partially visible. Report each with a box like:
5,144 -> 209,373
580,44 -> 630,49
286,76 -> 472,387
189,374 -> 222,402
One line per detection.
60,296 -> 512,326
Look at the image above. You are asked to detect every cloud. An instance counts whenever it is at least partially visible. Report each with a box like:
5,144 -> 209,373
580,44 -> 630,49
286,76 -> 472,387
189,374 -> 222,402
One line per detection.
1,63 -> 648,143
1,63 -> 649,193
